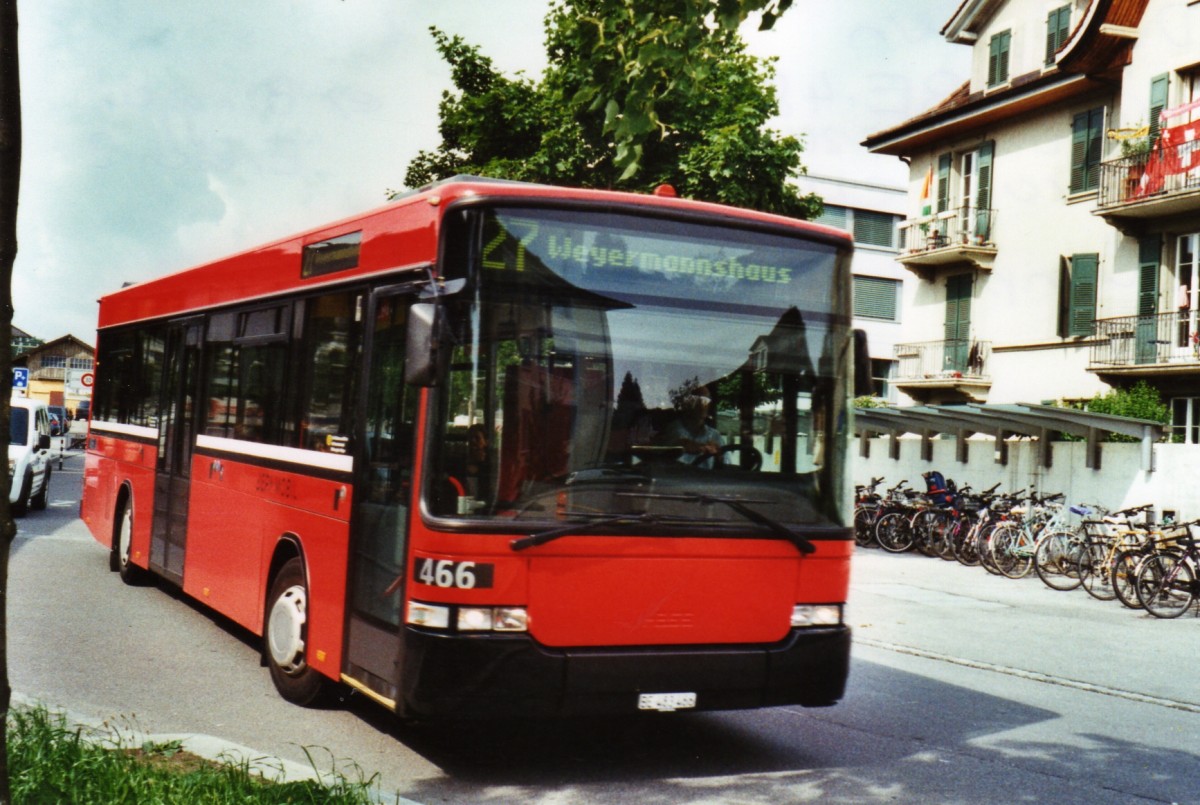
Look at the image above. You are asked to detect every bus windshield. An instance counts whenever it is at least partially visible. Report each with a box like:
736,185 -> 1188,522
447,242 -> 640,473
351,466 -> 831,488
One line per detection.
426,206 -> 852,533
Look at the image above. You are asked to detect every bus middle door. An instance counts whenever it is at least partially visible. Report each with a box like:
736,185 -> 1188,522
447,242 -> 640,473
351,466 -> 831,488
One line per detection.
343,290 -> 419,709
149,319 -> 202,585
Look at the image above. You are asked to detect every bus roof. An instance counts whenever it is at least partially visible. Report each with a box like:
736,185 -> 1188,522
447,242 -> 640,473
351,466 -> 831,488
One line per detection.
97,177 -> 853,329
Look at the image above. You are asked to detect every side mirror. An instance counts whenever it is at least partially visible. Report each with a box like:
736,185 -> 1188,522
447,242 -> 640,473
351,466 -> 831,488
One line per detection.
38,433 -> 51,451
405,302 -> 442,386
853,329 -> 873,397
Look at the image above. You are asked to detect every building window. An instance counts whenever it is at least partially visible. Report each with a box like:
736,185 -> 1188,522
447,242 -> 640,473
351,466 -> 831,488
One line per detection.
1045,6 -> 1071,65
1070,107 -> 1105,194
40,355 -> 66,369
816,205 -> 899,250
853,276 -> 900,321
68,357 -> 94,370
870,359 -> 896,401
988,30 -> 1012,87
1171,397 -> 1200,444
815,205 -> 848,230
853,211 -> 898,249
1059,253 -> 1099,337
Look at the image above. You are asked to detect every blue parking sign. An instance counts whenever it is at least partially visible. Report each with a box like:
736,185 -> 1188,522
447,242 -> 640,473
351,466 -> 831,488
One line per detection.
11,367 -> 28,389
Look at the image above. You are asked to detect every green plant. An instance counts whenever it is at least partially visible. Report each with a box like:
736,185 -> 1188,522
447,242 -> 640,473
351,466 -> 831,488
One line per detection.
6,705 -> 383,804
1064,381 -> 1170,442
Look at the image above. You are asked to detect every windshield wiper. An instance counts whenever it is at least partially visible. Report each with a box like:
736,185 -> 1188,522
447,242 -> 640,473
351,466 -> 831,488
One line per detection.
510,512 -> 664,552
619,492 -> 817,555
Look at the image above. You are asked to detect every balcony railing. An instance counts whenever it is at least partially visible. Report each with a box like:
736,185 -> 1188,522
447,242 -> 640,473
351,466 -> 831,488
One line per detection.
900,206 -> 996,252
1096,123 -> 1200,215
894,339 -> 991,380
1089,310 -> 1200,370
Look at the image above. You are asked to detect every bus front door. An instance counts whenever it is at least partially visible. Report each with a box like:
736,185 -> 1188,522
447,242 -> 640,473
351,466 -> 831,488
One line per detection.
150,319 -> 202,585
344,291 -> 419,708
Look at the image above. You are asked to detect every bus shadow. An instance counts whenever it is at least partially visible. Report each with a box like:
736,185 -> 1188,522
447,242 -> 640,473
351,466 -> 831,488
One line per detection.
361,657 -> 1063,802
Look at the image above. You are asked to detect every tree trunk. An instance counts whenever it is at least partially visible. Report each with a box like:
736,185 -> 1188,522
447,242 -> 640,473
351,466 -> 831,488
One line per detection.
0,0 -> 21,802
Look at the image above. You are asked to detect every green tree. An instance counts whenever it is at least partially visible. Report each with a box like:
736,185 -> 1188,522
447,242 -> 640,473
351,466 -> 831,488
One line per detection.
402,0 -> 820,218
1063,381 -> 1170,443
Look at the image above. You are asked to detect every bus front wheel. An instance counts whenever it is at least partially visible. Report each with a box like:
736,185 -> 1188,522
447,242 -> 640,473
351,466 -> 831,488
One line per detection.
265,557 -> 327,706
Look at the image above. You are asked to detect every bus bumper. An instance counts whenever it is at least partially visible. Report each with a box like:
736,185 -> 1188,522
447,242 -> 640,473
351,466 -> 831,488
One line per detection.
397,626 -> 851,718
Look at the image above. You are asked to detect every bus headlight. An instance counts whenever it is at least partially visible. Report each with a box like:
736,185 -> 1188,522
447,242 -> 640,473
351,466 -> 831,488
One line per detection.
791,604 -> 843,628
457,606 -> 529,632
406,601 -> 450,629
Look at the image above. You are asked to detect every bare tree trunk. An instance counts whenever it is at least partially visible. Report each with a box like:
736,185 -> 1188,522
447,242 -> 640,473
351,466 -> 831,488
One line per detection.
0,0 -> 20,802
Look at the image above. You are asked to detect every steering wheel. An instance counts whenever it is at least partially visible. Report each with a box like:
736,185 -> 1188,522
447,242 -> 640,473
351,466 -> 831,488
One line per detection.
690,443 -> 763,471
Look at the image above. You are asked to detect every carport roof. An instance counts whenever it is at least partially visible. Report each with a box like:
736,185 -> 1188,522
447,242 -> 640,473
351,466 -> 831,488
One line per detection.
852,403 -> 1165,471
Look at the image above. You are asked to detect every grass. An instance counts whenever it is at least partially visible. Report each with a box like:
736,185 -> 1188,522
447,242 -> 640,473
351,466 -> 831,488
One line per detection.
6,705 -> 383,804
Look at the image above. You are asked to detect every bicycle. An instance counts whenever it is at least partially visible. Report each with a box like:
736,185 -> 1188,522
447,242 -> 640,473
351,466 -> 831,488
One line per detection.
1076,504 -> 1154,602
1134,523 -> 1200,618
1033,504 -> 1107,592
853,477 -> 886,548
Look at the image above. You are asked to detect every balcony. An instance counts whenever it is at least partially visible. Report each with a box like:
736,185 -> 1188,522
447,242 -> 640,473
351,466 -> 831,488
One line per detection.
1088,310 -> 1200,376
1095,127 -> 1200,228
897,206 -> 997,277
893,339 -> 992,402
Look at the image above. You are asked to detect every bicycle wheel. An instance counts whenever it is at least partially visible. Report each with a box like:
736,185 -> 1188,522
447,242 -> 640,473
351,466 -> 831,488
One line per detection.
853,507 -> 877,548
1079,541 -> 1117,601
953,518 -> 982,566
1033,530 -> 1083,591
875,512 -> 914,553
979,523 -> 1007,576
1136,553 -> 1196,619
991,524 -> 1033,579
910,510 -> 940,557
1111,548 -> 1149,609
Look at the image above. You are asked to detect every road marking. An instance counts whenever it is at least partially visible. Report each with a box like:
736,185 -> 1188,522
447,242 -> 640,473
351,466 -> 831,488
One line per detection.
857,637 -> 1200,714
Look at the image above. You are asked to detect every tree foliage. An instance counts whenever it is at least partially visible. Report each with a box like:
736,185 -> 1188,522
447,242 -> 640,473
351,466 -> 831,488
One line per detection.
402,0 -> 820,219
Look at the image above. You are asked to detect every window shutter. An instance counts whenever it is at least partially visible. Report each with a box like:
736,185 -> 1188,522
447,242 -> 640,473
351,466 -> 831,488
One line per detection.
1057,255 -> 1071,337
1138,236 -> 1161,316
944,274 -> 973,372
936,153 -> 952,214
1070,108 -> 1103,193
1150,73 -> 1170,146
1069,253 -> 1098,336
816,204 -> 847,230
853,210 -> 897,248
989,31 -> 1011,86
853,276 -> 899,320
974,141 -> 994,238
1046,6 -> 1070,65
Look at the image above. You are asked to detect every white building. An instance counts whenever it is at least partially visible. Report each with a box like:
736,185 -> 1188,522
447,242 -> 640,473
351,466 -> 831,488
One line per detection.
862,0 -> 1200,443
799,174 -> 908,401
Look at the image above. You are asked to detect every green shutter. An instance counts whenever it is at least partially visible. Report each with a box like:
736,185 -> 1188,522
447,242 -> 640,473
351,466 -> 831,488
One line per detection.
975,141 -> 994,238
853,276 -> 899,320
936,153 -> 952,214
816,204 -> 847,230
1138,236 -> 1161,315
1150,73 -> 1170,146
1070,108 -> 1104,193
853,210 -> 896,248
1046,6 -> 1070,65
1068,253 -> 1098,336
989,31 -> 1011,86
944,274 -> 972,371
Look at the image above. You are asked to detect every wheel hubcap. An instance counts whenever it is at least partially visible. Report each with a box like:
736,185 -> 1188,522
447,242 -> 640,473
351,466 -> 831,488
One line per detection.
268,585 -> 307,674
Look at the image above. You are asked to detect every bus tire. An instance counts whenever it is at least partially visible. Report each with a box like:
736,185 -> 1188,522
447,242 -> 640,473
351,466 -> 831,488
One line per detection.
265,557 -> 328,706
115,503 -> 150,585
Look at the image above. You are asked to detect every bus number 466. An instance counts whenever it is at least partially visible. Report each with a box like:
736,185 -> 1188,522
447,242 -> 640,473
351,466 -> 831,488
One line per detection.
414,558 -> 494,589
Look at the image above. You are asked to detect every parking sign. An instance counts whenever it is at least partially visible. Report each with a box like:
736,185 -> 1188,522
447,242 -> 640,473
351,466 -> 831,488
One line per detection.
11,367 -> 28,390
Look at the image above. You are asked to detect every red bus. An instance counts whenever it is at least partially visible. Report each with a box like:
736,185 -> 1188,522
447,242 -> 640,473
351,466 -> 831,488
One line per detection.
82,177 -> 857,718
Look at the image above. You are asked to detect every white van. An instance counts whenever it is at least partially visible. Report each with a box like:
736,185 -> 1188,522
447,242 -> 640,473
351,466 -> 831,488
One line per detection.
9,397 -> 51,516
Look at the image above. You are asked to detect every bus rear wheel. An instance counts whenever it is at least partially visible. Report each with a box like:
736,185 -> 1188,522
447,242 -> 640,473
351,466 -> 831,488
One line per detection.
265,557 -> 328,706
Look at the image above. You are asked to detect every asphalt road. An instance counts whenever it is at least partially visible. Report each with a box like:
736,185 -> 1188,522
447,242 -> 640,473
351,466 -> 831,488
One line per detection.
11,455 -> 1200,804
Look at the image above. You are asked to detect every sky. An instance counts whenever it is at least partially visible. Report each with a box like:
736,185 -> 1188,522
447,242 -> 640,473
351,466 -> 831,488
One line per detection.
16,1 -> 970,343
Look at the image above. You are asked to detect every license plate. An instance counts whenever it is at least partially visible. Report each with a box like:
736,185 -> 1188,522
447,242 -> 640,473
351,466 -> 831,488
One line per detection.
637,692 -> 697,712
